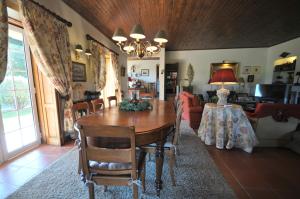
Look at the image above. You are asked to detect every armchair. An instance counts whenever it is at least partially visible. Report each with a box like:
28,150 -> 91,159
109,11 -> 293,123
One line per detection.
246,103 -> 300,149
179,91 -> 203,130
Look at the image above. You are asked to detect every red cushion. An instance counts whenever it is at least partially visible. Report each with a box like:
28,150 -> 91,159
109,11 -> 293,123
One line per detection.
247,103 -> 300,120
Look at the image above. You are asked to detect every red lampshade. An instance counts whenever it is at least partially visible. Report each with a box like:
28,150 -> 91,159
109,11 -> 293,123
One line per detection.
209,69 -> 238,85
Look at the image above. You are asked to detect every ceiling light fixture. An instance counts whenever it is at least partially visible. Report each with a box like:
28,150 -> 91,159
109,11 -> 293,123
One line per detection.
112,25 -> 168,59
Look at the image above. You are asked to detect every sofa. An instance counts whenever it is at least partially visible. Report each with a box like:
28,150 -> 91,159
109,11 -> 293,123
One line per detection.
179,91 -> 203,130
246,103 -> 300,153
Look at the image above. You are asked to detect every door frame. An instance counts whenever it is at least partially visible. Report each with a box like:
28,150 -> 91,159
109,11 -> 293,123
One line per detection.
0,24 -> 41,163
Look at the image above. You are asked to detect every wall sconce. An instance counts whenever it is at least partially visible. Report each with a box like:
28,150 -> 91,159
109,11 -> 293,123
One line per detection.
85,49 -> 92,56
74,44 -> 92,60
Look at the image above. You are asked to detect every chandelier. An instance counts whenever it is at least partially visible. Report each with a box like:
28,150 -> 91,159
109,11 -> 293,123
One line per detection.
112,24 -> 168,59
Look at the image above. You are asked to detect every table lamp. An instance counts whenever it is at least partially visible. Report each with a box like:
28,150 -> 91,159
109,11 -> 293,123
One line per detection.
209,68 -> 238,105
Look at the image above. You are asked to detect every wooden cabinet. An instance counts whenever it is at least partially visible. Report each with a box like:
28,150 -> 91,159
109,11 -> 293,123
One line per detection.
165,63 -> 178,99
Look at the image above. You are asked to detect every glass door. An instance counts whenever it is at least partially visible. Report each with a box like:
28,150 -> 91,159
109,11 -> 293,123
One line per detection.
0,24 -> 40,160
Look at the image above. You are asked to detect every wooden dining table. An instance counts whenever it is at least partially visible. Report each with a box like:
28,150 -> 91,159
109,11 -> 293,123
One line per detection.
76,99 -> 176,196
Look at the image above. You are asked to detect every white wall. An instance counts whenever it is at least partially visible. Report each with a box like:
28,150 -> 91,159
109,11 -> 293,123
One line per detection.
34,0 -> 128,97
266,37 -> 300,84
166,48 -> 267,97
159,48 -> 166,100
127,59 -> 159,83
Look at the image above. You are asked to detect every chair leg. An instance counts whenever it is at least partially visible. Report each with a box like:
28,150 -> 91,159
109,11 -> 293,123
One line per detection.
88,183 -> 95,199
78,151 -> 82,174
168,150 -> 176,186
176,145 -> 180,156
147,153 -> 151,161
103,185 -> 107,192
133,184 -> 138,199
142,160 -> 146,193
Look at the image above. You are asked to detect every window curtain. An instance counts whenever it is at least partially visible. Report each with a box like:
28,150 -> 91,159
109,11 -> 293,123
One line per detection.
111,53 -> 122,101
89,41 -> 107,92
0,0 -> 8,84
18,0 -> 73,133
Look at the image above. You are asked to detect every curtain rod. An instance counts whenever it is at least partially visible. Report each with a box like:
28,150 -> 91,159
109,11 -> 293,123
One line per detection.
28,0 -> 72,27
86,34 -> 119,56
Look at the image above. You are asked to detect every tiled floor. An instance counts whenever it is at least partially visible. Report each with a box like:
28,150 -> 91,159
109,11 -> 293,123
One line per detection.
207,146 -> 300,199
0,142 -> 73,199
1,140 -> 299,199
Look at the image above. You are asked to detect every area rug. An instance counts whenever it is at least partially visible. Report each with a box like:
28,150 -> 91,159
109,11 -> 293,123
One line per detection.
7,121 -> 236,199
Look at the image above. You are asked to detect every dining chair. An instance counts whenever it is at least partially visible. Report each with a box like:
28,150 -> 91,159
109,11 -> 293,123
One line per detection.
143,103 -> 183,186
91,98 -> 105,112
72,102 -> 90,177
72,102 -> 90,121
75,124 -> 146,199
107,96 -> 118,107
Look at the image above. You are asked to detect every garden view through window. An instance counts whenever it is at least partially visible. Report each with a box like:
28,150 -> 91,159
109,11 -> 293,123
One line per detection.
0,25 -> 39,154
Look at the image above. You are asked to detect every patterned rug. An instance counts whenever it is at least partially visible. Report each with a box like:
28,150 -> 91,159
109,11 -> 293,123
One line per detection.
7,121 -> 236,199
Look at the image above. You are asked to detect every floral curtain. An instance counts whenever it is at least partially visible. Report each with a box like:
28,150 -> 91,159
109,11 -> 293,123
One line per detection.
18,0 -> 73,133
111,52 -> 122,101
89,41 -> 107,92
0,0 -> 8,84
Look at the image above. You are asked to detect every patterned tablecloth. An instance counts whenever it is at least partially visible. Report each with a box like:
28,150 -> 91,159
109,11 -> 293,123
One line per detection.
198,103 -> 258,153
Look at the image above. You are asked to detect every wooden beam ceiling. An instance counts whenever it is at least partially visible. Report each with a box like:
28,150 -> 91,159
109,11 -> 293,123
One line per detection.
63,0 -> 300,51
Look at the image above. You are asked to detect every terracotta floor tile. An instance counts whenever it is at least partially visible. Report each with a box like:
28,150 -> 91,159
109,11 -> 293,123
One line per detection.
231,169 -> 271,189
3,167 -> 42,187
272,188 -> 300,199
207,145 -> 300,199
0,165 -> 20,184
230,185 -> 251,199
25,155 -> 59,169
0,182 -> 18,199
245,188 -> 280,199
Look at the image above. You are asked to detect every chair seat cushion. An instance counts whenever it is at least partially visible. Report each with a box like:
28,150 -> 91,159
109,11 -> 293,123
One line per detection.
148,141 -> 173,148
89,161 -> 132,170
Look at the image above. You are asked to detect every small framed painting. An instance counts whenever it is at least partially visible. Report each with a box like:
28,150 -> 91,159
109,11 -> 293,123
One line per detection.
247,75 -> 255,82
251,66 -> 261,75
72,62 -> 86,82
141,69 -> 149,76
242,66 -> 252,74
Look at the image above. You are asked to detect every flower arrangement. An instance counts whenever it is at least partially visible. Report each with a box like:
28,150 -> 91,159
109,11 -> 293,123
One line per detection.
119,99 -> 152,111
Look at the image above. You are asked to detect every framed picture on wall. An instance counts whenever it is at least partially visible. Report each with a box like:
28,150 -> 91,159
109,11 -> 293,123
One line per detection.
251,66 -> 261,75
141,69 -> 149,76
247,75 -> 255,82
242,66 -> 252,74
72,62 -> 87,82
210,62 -> 239,79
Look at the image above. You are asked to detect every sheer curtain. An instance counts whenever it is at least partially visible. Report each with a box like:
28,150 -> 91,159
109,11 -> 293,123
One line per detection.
101,54 -> 118,106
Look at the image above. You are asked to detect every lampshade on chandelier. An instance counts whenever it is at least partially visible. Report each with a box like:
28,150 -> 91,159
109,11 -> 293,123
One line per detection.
112,24 -> 168,59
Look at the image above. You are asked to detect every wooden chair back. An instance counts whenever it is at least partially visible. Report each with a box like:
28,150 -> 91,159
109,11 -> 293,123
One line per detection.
77,124 -> 137,174
91,98 -> 105,112
72,102 -> 90,121
173,101 -> 183,145
76,124 -> 140,199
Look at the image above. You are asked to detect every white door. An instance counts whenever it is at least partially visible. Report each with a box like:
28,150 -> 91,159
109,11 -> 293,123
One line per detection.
0,24 -> 40,162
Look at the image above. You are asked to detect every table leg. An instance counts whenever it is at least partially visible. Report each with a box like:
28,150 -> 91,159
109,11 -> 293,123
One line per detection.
155,136 -> 166,196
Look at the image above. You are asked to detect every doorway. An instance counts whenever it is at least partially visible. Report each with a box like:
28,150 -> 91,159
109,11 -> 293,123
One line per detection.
0,24 -> 40,162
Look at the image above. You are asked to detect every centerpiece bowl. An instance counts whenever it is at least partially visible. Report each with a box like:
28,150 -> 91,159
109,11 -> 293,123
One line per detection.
119,99 -> 152,112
